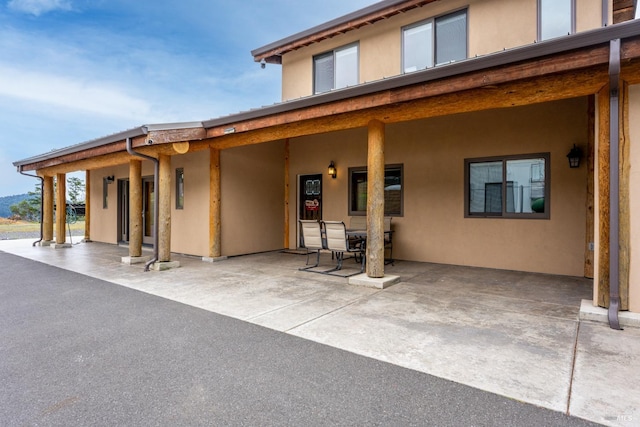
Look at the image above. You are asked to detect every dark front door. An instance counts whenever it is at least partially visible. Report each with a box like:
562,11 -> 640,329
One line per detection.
118,179 -> 129,242
299,174 -> 322,221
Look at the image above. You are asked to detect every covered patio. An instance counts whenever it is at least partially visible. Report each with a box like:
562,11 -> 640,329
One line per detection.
2,238 -> 639,425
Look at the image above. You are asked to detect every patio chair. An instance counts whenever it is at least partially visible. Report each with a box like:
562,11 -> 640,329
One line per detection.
298,220 -> 324,270
322,221 -> 365,275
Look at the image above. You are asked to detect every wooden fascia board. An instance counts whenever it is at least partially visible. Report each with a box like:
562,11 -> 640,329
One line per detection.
19,127 -> 206,172
253,0 -> 436,62
208,44 -> 614,142
203,65 -> 609,151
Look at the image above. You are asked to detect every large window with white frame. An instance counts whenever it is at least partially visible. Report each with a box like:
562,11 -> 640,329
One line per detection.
402,9 -> 467,73
464,153 -> 550,219
538,0 -> 575,41
313,43 -> 359,94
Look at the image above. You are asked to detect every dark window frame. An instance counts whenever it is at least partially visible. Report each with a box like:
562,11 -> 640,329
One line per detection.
464,153 -> 551,219
313,42 -> 359,94
401,8 -> 468,73
175,167 -> 184,210
348,164 -> 404,217
102,177 -> 109,209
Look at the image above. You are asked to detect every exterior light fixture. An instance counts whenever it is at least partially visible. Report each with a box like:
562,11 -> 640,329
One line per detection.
328,161 -> 337,179
567,144 -> 582,168
105,175 -> 115,183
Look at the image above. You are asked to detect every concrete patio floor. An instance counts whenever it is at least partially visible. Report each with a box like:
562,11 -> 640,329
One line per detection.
1,239 -> 638,426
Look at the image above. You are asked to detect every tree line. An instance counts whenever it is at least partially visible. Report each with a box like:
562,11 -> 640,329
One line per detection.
9,177 -> 85,222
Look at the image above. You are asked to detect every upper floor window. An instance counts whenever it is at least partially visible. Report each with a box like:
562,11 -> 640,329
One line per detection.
314,43 -> 358,94
464,153 -> 550,219
402,9 -> 467,73
538,0 -> 575,41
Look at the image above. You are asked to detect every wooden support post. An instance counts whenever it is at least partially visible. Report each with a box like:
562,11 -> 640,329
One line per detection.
619,82 -> 630,310
55,173 -> 66,244
209,148 -> 222,258
84,170 -> 91,241
584,96 -> 595,278
284,139 -> 290,250
158,154 -> 171,262
597,85 -> 611,307
366,119 -> 385,278
129,159 -> 143,257
43,175 -> 54,242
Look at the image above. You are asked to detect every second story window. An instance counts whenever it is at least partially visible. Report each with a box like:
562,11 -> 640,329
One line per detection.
314,43 -> 358,94
538,0 -> 575,41
402,9 -> 467,73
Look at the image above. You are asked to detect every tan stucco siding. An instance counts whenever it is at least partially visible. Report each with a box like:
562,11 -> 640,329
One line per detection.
281,0 -> 605,101
89,162 -> 154,244
220,141 -> 285,256
89,164 -> 127,244
629,84 -> 640,312
170,151 -> 209,256
289,97 -> 589,276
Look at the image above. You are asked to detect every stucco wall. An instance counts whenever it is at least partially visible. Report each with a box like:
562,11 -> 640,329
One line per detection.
281,0 -> 605,101
629,84 -> 640,312
220,141 -> 285,256
89,161 -> 155,245
289,97 -> 589,276
170,151 -> 209,256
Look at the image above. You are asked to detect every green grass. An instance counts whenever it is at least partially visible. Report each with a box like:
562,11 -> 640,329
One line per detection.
0,219 -> 85,233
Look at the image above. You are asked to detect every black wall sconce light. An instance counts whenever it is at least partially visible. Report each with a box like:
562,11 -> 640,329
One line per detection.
328,161 -> 337,179
105,175 -> 115,183
567,145 -> 582,168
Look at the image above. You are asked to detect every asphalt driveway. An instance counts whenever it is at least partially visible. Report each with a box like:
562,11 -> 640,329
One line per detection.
0,251 -> 600,426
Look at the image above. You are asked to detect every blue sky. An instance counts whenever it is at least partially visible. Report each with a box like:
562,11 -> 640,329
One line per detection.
0,0 -> 375,197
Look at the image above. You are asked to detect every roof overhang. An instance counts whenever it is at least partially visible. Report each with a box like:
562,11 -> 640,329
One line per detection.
13,19 -> 640,173
251,0 -> 438,64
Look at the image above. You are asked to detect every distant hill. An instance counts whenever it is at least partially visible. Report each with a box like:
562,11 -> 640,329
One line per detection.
0,193 -> 32,218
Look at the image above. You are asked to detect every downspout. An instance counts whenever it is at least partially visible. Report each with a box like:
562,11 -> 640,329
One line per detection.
17,166 -> 44,247
608,38 -> 622,330
125,135 -> 159,272
602,0 -> 608,27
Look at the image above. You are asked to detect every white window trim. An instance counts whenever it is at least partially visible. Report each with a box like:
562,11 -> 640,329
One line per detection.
537,0 -> 576,42
313,42 -> 359,94
401,8 -> 468,74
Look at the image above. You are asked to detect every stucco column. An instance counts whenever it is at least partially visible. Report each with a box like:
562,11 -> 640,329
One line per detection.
55,173 -> 66,245
129,159 -> 143,257
42,175 -> 54,244
366,120 -> 385,278
208,148 -> 222,259
83,170 -> 91,242
158,153 -> 171,262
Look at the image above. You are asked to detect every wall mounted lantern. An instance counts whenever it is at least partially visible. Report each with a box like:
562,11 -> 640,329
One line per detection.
328,161 -> 337,179
105,175 -> 115,183
567,144 -> 582,168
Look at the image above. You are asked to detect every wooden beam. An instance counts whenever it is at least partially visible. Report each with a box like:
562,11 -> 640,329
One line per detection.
366,119 -> 385,278
207,67 -> 609,152
84,171 -> 90,241
43,175 -> 54,242
283,139 -> 290,250
584,96 -> 595,279
129,159 -> 143,258
619,81 -> 630,310
146,127 -> 205,145
209,148 -> 221,258
55,173 -> 66,244
158,154 -> 171,262
172,141 -> 190,154
597,85 -> 611,308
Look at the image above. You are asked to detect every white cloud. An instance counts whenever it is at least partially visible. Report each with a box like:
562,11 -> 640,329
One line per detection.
0,65 -> 153,120
7,0 -> 73,16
